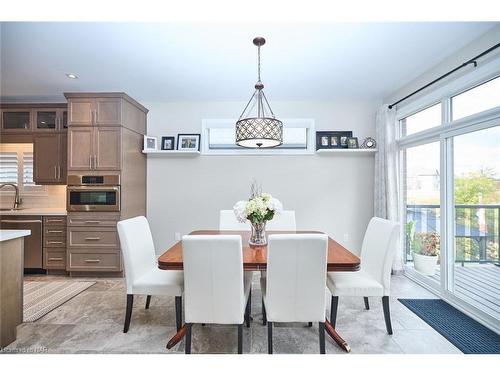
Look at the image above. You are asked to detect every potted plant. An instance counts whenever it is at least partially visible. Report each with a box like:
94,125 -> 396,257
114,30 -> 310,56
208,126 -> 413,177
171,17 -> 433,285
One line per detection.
411,231 -> 440,276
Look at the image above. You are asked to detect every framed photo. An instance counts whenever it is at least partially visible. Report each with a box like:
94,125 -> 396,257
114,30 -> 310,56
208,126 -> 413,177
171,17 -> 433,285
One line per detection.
177,134 -> 201,151
161,136 -> 175,150
316,131 -> 353,149
143,135 -> 158,151
347,137 -> 359,149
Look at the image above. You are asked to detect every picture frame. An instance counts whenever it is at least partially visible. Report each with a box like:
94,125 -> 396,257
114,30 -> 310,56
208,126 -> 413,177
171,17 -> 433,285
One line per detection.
161,136 -> 175,150
177,134 -> 201,151
143,135 -> 158,151
316,131 -> 353,149
347,137 -> 359,149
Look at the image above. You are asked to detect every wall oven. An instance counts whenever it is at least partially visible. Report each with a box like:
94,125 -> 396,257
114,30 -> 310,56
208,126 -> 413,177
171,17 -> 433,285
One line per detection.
67,175 -> 120,212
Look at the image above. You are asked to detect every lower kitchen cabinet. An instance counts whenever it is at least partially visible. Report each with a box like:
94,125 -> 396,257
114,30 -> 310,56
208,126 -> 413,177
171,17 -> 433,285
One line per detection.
43,215 -> 67,271
68,251 -> 121,272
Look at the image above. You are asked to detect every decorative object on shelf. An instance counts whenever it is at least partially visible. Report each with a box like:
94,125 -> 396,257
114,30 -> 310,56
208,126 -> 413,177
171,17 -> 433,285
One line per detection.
143,136 -> 158,151
360,137 -> 377,149
316,131 -> 353,150
161,136 -> 175,150
233,181 -> 283,246
347,137 -> 359,149
177,134 -> 200,151
235,37 -> 283,149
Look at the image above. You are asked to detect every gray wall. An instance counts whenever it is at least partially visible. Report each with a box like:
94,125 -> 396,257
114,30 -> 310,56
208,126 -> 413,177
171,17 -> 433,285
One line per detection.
145,99 -> 379,255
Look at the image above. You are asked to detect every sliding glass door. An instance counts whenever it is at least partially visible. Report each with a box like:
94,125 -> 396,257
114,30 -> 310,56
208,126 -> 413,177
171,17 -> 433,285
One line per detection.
398,73 -> 500,326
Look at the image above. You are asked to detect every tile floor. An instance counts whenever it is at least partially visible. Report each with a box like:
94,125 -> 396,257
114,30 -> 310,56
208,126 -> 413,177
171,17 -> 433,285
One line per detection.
4,274 -> 462,354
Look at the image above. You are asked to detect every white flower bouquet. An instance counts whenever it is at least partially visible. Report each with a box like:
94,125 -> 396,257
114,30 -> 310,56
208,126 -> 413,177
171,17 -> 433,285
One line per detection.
233,192 -> 283,225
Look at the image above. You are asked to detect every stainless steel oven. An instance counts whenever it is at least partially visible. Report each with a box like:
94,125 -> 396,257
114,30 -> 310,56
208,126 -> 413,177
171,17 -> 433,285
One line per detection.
67,175 -> 120,212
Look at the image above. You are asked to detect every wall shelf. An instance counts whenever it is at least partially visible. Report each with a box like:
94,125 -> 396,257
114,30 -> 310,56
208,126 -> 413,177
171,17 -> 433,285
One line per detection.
316,149 -> 378,154
142,150 -> 200,157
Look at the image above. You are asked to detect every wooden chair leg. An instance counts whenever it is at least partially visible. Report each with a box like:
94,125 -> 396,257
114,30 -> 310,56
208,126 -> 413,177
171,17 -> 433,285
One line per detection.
245,289 -> 252,328
382,296 -> 393,335
123,294 -> 133,333
185,323 -> 192,354
238,324 -> 243,354
319,322 -> 326,354
145,295 -> 151,309
175,296 -> 182,332
308,322 -> 313,327
262,297 -> 267,325
364,297 -> 370,310
330,296 -> 339,328
267,321 -> 273,354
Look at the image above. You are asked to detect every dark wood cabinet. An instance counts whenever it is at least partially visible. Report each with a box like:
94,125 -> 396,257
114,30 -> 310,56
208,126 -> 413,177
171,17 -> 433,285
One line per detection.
68,97 -> 121,126
33,133 -> 67,184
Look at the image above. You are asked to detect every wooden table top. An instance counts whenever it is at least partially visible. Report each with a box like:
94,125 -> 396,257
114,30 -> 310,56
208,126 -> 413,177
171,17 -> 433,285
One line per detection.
158,230 -> 360,272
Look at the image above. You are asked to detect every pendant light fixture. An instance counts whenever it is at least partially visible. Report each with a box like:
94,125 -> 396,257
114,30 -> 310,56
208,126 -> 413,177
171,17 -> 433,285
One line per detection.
236,37 -> 283,148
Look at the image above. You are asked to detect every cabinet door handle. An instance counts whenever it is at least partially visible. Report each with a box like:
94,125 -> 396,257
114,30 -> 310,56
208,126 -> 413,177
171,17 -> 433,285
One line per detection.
54,166 -> 57,179
47,219 -> 63,223
47,241 -> 64,244
84,220 -> 100,224
85,237 -> 101,241
85,259 -> 100,263
94,155 -> 98,169
48,257 -> 63,261
89,155 -> 93,169
47,230 -> 63,233
94,110 -> 98,124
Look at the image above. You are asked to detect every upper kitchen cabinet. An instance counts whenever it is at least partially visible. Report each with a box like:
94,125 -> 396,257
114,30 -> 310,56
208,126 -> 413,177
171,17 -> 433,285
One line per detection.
34,108 -> 67,131
65,93 -> 148,134
1,109 -> 32,132
33,133 -> 67,184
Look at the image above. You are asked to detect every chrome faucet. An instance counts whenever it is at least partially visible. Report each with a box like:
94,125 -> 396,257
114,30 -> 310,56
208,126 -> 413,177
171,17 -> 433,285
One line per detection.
0,183 -> 22,209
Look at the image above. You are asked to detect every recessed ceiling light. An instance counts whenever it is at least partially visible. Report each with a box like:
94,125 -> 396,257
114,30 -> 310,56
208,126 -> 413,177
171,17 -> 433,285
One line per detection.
66,73 -> 78,79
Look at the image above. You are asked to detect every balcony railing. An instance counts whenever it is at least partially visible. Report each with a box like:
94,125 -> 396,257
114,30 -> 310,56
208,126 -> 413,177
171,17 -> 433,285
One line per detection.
406,204 -> 500,264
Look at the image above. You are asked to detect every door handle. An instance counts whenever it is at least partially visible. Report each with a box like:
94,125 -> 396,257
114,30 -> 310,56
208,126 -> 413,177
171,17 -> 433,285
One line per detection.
94,155 -> 98,169
84,221 -> 101,224
47,241 -> 64,244
1,219 -> 42,223
89,155 -> 93,169
84,259 -> 101,263
94,110 -> 98,124
48,257 -> 63,261
47,230 -> 63,234
54,166 -> 57,179
84,237 -> 101,241
46,219 -> 63,223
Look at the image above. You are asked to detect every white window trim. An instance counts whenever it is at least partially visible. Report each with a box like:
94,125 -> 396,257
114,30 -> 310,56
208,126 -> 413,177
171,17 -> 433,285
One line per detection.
201,118 -> 316,156
396,56 -> 500,332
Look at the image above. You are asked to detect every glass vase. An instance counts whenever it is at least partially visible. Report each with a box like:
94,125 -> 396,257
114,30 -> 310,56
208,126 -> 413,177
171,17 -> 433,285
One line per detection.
249,221 -> 267,246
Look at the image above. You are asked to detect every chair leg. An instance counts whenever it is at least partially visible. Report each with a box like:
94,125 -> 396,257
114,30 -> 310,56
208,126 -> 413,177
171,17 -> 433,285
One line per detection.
364,297 -> 370,310
267,321 -> 273,354
123,294 -> 133,333
238,324 -> 243,354
185,323 -> 192,354
262,297 -> 267,325
175,296 -> 182,332
382,296 -> 393,335
245,289 -> 252,328
330,296 -> 339,328
319,322 -> 326,354
145,295 -> 151,309
308,322 -> 313,327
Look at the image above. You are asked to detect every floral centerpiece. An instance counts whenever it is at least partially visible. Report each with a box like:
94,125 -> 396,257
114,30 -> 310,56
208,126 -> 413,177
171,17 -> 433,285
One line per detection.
233,183 -> 283,246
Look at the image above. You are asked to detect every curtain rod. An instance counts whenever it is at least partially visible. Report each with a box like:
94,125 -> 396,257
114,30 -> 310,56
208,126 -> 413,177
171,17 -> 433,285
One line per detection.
388,42 -> 500,110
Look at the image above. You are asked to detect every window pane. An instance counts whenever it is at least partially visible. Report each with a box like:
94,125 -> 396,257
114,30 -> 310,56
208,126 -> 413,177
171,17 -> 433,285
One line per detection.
403,142 -> 441,284
23,152 -> 35,186
401,103 -> 441,136
452,76 -> 500,121
0,151 -> 19,184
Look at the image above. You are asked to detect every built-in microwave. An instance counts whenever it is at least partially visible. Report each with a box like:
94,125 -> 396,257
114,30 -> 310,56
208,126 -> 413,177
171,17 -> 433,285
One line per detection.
67,175 -> 120,212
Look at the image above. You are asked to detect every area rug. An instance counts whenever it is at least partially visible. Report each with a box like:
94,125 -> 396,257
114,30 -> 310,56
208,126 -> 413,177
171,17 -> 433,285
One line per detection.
398,299 -> 500,354
23,281 -> 95,322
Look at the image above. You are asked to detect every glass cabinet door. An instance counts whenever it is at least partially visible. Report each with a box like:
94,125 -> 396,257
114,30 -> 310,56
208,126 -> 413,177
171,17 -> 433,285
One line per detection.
2,111 -> 31,130
35,111 -> 57,130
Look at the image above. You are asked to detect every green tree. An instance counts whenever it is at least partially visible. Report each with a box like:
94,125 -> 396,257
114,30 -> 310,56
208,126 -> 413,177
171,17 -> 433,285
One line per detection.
454,169 -> 497,204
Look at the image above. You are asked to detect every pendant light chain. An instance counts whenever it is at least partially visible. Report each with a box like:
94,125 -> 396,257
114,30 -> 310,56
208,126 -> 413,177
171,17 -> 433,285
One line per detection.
257,44 -> 261,83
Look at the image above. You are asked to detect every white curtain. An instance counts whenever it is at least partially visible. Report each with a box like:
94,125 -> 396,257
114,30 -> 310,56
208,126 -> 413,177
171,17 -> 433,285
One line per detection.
374,105 -> 403,271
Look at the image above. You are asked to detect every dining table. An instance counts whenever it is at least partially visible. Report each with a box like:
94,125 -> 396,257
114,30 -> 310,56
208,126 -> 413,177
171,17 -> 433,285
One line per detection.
157,230 -> 361,352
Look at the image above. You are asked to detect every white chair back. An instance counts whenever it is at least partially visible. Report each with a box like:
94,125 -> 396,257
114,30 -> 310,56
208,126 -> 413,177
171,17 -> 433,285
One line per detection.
266,210 -> 296,231
360,217 -> 399,295
117,216 -> 157,295
182,235 -> 245,324
219,210 -> 250,230
265,234 -> 328,322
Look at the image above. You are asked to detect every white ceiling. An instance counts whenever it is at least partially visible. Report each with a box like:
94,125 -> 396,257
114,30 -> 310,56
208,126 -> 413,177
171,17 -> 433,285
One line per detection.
0,22 -> 497,103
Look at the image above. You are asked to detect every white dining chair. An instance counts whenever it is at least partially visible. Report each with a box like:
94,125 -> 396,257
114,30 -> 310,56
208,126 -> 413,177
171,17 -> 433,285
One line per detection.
327,217 -> 399,334
182,235 -> 252,354
117,216 -> 184,333
261,234 -> 328,354
266,210 -> 296,231
219,209 -> 250,231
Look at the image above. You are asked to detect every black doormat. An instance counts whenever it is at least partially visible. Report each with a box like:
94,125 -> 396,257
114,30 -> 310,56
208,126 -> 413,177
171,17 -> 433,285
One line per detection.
398,299 -> 500,354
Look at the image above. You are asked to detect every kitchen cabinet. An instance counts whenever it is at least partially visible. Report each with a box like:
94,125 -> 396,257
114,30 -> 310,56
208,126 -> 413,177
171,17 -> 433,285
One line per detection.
68,126 -> 121,171
34,108 -> 67,131
43,215 -> 67,271
68,97 -> 121,126
33,133 -> 67,184
1,109 -> 32,132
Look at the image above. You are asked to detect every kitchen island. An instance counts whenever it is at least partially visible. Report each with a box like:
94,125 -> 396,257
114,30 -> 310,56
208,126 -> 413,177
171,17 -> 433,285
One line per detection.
0,229 -> 31,348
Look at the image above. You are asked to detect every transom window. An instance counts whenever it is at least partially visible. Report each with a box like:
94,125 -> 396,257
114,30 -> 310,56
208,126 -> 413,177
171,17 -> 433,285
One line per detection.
202,119 -> 315,154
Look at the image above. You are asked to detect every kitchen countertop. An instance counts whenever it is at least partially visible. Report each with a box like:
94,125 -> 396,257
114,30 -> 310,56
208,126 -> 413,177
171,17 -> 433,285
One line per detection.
0,229 -> 31,242
0,207 -> 67,216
